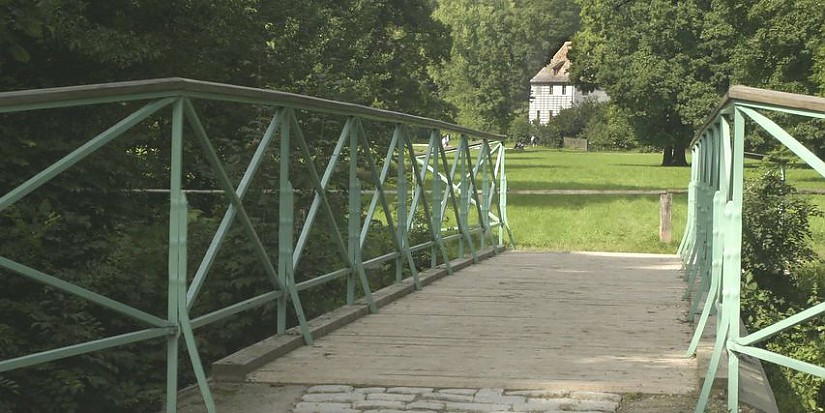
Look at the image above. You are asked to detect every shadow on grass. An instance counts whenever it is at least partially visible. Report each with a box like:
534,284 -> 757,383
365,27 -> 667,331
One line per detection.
507,181 -> 686,191
613,163 -> 692,168
507,193 -> 688,209
501,155 -> 551,161
505,163 -> 561,170
790,176 -> 825,183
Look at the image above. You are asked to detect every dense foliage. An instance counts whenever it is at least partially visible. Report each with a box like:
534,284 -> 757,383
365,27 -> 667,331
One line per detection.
5,0 -> 825,411
741,171 -> 825,412
570,0 -> 825,165
508,100 -> 635,151
0,1 -> 454,411
431,0 -> 580,133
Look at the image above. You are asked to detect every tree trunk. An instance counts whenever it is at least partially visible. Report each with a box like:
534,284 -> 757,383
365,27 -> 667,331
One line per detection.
661,145 -> 674,166
661,144 -> 688,166
672,143 -> 688,166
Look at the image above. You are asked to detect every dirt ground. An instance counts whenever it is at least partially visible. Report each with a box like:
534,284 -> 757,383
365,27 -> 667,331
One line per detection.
619,387 -> 760,413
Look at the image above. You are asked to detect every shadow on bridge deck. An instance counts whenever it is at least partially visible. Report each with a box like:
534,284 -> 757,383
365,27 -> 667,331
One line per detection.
242,251 -> 696,395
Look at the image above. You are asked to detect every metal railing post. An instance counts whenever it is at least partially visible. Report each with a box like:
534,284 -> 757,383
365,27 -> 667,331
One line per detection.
396,126 -> 407,283
395,125 -> 410,283
347,118 -> 359,305
0,78 -> 511,411
277,110 -> 291,334
432,134 -> 442,268
165,98 -> 185,413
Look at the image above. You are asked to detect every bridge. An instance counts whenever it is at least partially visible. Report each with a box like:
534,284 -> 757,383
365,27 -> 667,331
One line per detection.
1,79 -> 824,412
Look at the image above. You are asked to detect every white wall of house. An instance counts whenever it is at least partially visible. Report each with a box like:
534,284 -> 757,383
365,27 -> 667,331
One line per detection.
529,83 -> 610,125
528,83 -> 575,124
529,42 -> 610,126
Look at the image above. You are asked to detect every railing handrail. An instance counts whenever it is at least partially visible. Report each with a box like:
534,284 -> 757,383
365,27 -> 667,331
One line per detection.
692,85 -> 825,146
682,85 -> 825,413
0,79 -> 514,413
0,77 -> 505,140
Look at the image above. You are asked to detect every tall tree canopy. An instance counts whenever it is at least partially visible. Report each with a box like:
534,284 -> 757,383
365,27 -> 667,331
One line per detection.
430,0 -> 580,133
0,0 -> 450,117
0,2 -> 452,412
570,0 -> 722,166
571,0 -> 825,165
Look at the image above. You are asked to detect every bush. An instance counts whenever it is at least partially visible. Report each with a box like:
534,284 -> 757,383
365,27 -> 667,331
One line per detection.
742,170 -> 820,287
584,105 -> 637,151
740,170 -> 825,412
508,113 -> 532,145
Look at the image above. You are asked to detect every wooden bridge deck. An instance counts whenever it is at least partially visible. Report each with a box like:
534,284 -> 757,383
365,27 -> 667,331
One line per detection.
246,251 -> 697,395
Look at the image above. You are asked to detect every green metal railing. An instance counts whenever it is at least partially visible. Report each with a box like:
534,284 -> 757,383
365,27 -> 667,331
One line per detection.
679,86 -> 825,412
0,78 -> 514,412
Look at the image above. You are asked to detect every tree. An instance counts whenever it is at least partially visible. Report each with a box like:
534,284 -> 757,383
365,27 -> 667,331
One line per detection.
570,0 -> 723,166
701,0 -> 825,157
0,1 -> 454,411
268,0 -> 451,118
431,0 -> 579,133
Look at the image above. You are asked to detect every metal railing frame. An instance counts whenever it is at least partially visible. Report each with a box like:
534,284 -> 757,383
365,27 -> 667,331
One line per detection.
0,78 -> 515,412
679,85 -> 825,412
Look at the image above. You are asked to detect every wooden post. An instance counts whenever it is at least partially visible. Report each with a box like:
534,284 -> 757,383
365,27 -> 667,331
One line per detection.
660,191 -> 672,243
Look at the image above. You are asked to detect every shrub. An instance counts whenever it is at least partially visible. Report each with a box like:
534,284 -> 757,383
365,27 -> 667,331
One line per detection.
740,170 -> 825,412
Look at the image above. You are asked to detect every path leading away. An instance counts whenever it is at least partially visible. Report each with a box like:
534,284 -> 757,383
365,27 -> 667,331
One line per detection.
247,251 -> 696,395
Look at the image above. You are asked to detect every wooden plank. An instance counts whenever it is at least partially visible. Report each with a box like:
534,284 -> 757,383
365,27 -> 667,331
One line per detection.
247,251 -> 697,394
729,85 -> 825,114
693,85 -> 825,146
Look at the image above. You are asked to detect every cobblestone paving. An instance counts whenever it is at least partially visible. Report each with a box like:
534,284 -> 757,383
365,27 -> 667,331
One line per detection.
291,385 -> 621,413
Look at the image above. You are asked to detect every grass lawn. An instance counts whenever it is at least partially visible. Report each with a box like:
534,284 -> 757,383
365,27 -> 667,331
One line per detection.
500,148 -> 825,254
505,148 -> 691,191
507,193 -> 686,254
502,149 -> 687,253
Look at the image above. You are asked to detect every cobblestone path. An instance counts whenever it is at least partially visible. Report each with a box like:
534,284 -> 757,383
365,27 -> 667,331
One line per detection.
292,385 -> 621,413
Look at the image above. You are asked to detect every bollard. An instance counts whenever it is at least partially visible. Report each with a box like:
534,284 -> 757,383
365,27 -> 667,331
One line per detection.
660,191 -> 673,243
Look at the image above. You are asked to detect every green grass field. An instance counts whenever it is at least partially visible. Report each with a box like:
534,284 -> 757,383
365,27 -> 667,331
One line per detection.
502,148 -> 825,254
505,149 -> 690,191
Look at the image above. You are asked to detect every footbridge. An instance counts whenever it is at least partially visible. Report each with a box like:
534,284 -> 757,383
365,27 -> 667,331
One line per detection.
1,79 -> 823,412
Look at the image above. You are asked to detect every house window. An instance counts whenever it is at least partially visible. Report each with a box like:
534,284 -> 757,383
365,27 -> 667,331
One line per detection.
562,85 -> 567,95
548,86 -> 553,95
552,61 -> 565,76
550,110 -> 555,117
536,111 -> 541,121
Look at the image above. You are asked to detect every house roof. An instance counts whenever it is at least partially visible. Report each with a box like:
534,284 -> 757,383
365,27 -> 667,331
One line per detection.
530,41 -> 572,84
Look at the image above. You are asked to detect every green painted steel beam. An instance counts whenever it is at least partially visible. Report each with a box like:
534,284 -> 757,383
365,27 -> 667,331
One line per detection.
730,343 -> 825,378
277,109 -> 293,334
430,133 -> 442,268
191,291 -> 282,329
0,257 -> 167,328
0,98 -> 175,211
461,135 -> 489,249
354,119 -> 420,290
393,126 -> 408,283
0,327 -> 172,373
403,133 -> 454,273
0,79 -> 513,413
739,301 -> 825,346
296,268 -> 351,292
165,98 -> 185,413
344,118 -> 378,311
737,102 -> 825,120
182,100 -> 313,345
362,131 -> 400,246
292,120 -> 352,269
442,134 -> 477,262
288,110 -> 350,265
0,78 -> 505,139
187,110 -> 283,310
739,106 -> 825,177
